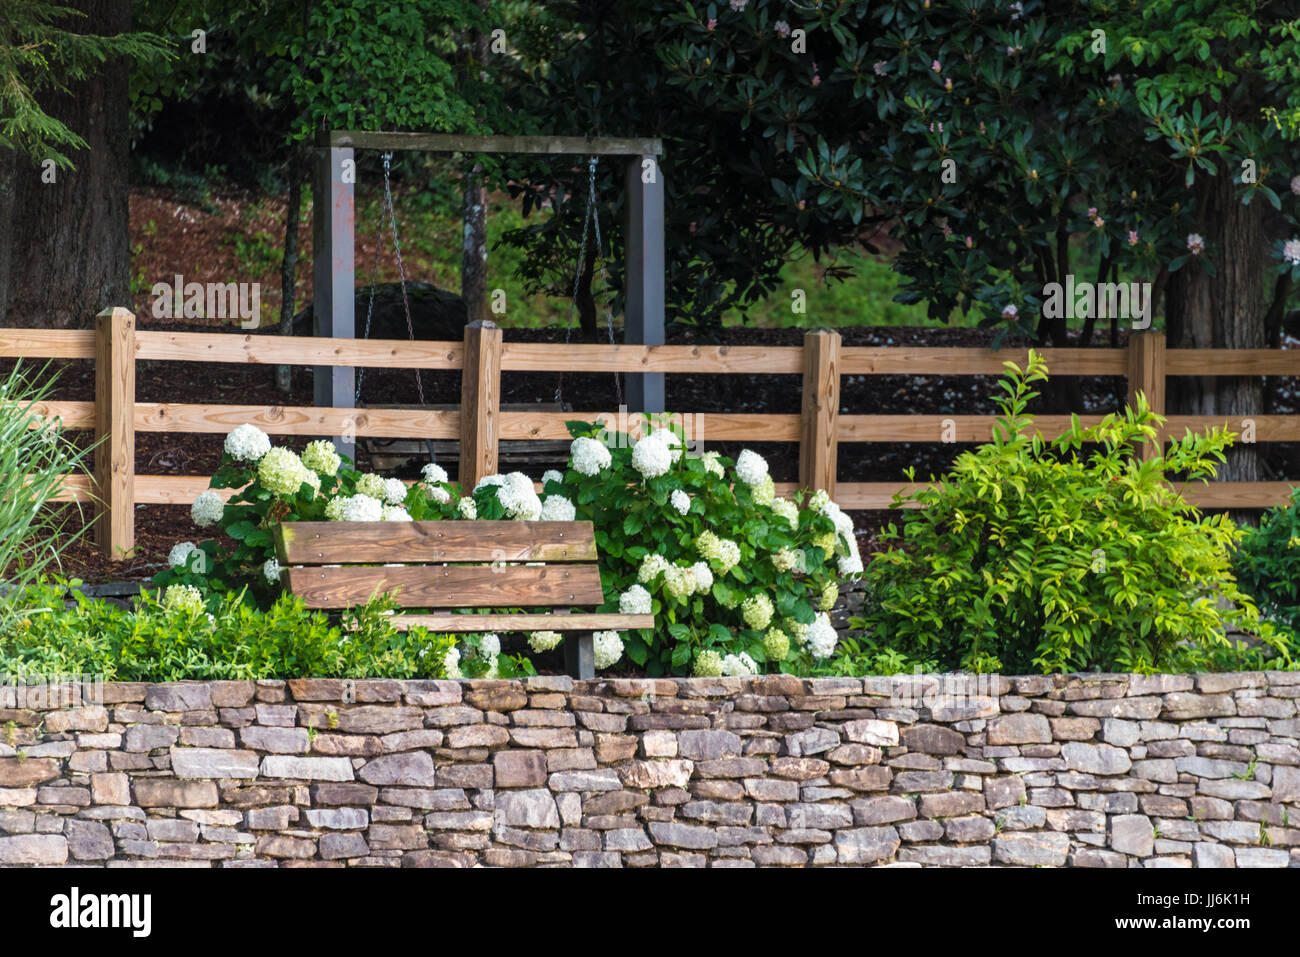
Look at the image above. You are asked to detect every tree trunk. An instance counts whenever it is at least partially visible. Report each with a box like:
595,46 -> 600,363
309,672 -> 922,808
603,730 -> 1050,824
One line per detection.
1166,173 -> 1266,483
0,0 -> 130,329
461,164 -> 488,325
275,159 -> 303,393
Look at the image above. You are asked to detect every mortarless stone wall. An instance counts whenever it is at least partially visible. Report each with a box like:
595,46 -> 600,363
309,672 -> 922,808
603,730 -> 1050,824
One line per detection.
1,672 -> 1299,868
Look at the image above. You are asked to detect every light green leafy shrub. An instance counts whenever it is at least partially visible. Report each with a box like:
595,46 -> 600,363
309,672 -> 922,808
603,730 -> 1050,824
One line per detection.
850,352 -> 1294,675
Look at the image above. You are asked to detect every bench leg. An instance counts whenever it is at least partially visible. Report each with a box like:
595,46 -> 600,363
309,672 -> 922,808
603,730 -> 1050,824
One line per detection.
565,632 -> 594,680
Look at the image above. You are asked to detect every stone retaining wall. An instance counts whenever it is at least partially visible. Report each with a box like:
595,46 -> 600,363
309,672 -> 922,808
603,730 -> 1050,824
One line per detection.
1,672 -> 1299,867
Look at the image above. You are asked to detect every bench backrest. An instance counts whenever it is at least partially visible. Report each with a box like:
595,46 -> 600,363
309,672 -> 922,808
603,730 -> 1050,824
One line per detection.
273,520 -> 605,610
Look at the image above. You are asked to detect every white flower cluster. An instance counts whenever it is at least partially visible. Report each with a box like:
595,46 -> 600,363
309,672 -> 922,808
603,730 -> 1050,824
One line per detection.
457,498 -> 478,519
379,478 -> 408,506
700,451 -> 725,478
734,449 -> 769,487
191,490 -> 225,528
741,592 -> 774,630
638,553 -> 670,583
821,498 -> 864,575
570,436 -> 612,476
495,472 -> 542,520
771,548 -> 802,574
325,493 -> 384,522
168,541 -> 199,569
528,631 -> 562,653
631,433 -> 673,479
805,612 -> 839,659
258,447 -> 316,498
770,497 -> 798,529
695,530 -> 741,573
381,504 -> 413,522
693,650 -> 724,677
262,558 -> 281,584
541,469 -> 564,487
618,584 -> 653,615
302,440 -> 341,476
721,652 -> 758,677
162,584 -> 204,614
422,463 -> 448,485
539,494 -> 576,522
1284,238 -> 1300,267
443,647 -> 462,679
593,630 -> 624,669
224,424 -> 271,463
670,489 -> 691,515
355,474 -> 385,499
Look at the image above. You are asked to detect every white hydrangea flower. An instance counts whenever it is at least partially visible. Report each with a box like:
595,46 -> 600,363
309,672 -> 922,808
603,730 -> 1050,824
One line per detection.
162,584 -> 204,614
191,490 -> 225,528
528,631 -> 562,653
734,449 -> 769,487
497,472 -> 542,520
670,489 -> 691,515
427,484 -> 451,505
301,469 -> 321,496
806,612 -> 839,659
443,646 -> 462,679
638,553 -> 670,584
539,494 -> 576,522
570,437 -> 612,476
484,656 -> 500,679
771,548 -> 802,573
619,584 -> 653,615
771,497 -> 798,529
381,504 -> 413,522
1292,174 -> 1300,197
355,473 -> 386,499
457,498 -> 478,519
422,462 -> 448,485
593,630 -> 624,669
696,530 -> 741,573
335,494 -> 383,522
258,447 -> 310,497
477,633 -> 501,659
721,652 -> 758,677
302,439 -> 341,476
693,650 -> 724,677
631,434 -> 672,479
690,561 -> 714,594
262,558 -> 281,584
380,477 -> 408,506
1186,232 -> 1205,256
168,541 -> 200,569
541,469 -> 564,487
838,553 -> 864,576
650,428 -> 683,463
700,451 -> 725,478
741,593 -> 774,631
810,489 -> 831,511
662,564 -> 697,601
224,424 -> 271,462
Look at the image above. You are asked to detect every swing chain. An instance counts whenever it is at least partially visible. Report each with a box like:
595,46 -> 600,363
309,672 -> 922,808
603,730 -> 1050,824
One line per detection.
356,152 -> 426,406
555,156 -> 621,409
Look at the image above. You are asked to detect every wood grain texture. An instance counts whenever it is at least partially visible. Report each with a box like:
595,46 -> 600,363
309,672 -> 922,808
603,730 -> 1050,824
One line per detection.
500,343 -> 801,374
1166,349 -> 1300,376
93,308 -> 135,560
498,410 -> 799,442
393,613 -> 653,632
285,563 -> 606,609
323,131 -> 662,155
275,521 -> 598,564
134,331 -> 463,369
1127,332 -> 1167,462
460,320 -> 502,490
134,403 -> 459,438
839,347 -> 1128,376
799,330 -> 841,496
0,329 -> 95,358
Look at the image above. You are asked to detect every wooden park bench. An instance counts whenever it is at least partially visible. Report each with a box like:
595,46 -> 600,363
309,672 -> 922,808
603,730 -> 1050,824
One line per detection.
272,520 -> 652,678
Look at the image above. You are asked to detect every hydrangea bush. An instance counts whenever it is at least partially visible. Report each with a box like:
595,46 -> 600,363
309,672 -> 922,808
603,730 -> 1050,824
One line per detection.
159,418 -> 861,677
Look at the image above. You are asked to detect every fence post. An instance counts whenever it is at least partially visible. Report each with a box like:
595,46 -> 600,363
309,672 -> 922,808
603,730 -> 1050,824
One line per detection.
460,319 -> 502,490
1126,331 -> 1166,461
94,307 -> 136,559
799,329 -> 841,495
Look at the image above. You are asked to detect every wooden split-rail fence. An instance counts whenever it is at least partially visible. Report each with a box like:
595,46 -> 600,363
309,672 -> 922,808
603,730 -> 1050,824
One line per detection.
3,307 -> 1299,560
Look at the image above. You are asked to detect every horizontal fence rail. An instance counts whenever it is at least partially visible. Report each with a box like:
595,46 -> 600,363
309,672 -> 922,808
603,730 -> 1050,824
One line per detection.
5,307 -> 1300,559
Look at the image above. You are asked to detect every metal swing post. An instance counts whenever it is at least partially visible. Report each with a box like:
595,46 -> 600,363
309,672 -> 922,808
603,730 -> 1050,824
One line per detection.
624,152 -> 665,416
312,143 -> 357,461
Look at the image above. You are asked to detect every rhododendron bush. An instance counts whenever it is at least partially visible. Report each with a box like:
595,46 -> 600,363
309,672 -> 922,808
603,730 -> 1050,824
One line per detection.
157,416 -> 861,677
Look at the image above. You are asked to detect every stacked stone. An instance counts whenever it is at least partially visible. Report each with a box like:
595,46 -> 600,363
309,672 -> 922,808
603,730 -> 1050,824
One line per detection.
0,672 -> 1297,867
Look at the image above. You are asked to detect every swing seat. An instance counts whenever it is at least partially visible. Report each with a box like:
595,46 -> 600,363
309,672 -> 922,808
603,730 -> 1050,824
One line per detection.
272,520 -> 652,679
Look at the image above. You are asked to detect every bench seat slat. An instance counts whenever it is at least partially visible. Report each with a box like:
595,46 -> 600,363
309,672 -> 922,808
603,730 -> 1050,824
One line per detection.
391,613 -> 654,632
275,520 -> 598,565
284,563 -> 606,609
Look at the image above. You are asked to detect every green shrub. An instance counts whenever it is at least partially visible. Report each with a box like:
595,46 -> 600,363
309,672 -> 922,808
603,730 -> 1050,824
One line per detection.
0,363 -> 93,635
0,584 -> 456,682
1232,488 -> 1300,641
851,352 -> 1293,675
163,419 -> 860,677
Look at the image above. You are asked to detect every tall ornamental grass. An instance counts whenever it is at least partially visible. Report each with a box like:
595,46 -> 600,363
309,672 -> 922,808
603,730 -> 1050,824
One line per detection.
0,363 -> 92,633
